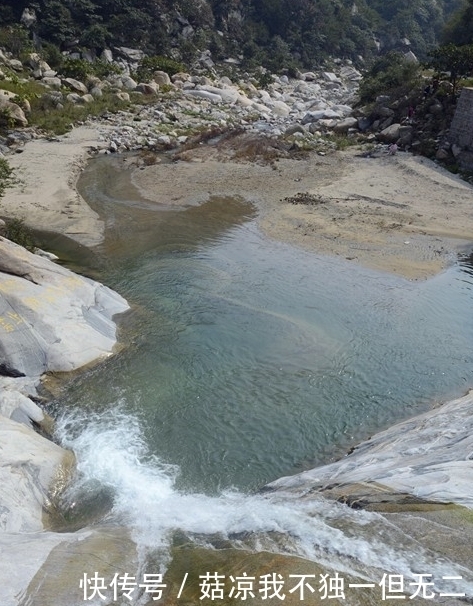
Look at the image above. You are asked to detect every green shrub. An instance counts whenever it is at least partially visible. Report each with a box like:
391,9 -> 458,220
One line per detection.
135,56 -> 185,82
61,57 -> 93,80
359,52 -> 422,103
0,24 -> 32,57
0,157 -> 12,197
41,42 -> 65,71
4,218 -> 35,251
28,93 -> 130,135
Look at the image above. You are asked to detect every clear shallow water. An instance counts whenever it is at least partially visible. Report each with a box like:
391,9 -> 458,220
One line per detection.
39,155 -> 473,595
48,155 -> 473,495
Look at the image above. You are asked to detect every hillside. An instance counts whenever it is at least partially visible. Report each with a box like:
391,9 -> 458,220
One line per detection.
0,0 -> 466,70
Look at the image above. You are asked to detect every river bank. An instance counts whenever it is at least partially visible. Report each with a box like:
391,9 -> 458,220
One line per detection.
3,123 -> 473,280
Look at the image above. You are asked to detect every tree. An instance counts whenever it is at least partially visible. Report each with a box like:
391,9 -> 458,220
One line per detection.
359,51 -> 422,102
442,0 -> 473,46
426,43 -> 473,94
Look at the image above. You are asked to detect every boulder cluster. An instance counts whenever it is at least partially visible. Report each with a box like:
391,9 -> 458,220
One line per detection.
0,45 -> 461,163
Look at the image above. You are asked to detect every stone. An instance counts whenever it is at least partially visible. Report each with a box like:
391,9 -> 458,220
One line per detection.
0,237 -> 129,377
114,92 -> 130,103
20,7 -> 37,28
301,110 -> 326,124
8,59 -> 23,72
339,66 -> 362,81
436,148 -> 450,160
121,76 -> 138,91
172,72 -> 190,83
0,89 -> 17,103
79,94 -> 94,104
115,47 -> 145,63
0,218 -> 6,236
451,143 -> 462,158
285,124 -> 306,136
333,117 -> 358,133
40,92 -> 63,107
269,389 -> 473,509
0,414 -> 69,532
153,71 -> 171,86
101,49 -> 113,63
63,78 -> 88,94
377,123 -> 401,143
199,84 -> 239,104
404,50 -> 418,63
0,101 -> 28,127
377,106 -> 394,118
271,100 -> 291,117
219,76 -> 233,87
183,89 -> 222,103
136,82 -> 158,95
357,117 -> 372,132
42,77 -> 62,89
301,71 -> 317,81
66,93 -> 82,104
429,102 -> 443,115
90,86 -> 103,99
157,135 -> 172,146
323,72 -> 342,85
331,104 -> 353,117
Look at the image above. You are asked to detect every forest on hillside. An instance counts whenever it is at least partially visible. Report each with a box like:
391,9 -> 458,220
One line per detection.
0,0 -> 468,68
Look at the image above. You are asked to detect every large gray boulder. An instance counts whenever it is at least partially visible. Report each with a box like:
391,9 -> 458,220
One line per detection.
0,98 -> 28,127
377,123 -> 401,143
63,78 -> 88,94
333,117 -> 358,133
0,237 -> 129,377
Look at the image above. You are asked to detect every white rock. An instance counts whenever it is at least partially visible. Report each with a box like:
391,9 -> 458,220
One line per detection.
271,100 -> 291,117
0,415 -> 68,532
184,90 -> 222,103
63,78 -> 88,94
0,237 -> 129,377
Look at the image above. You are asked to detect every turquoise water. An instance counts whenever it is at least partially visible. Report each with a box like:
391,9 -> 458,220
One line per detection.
48,156 -> 473,496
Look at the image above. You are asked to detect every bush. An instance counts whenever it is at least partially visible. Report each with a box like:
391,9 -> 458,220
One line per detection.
0,157 -> 12,197
0,24 -> 32,57
61,57 -> 93,80
135,56 -> 185,82
4,218 -> 35,251
359,52 -> 422,103
28,92 -> 130,135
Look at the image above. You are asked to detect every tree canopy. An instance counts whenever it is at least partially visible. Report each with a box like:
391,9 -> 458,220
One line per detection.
0,0 -> 465,68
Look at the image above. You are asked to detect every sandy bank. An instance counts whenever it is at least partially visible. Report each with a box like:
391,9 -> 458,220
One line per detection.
2,123 -> 471,280
131,143 -> 473,280
0,125 -> 112,247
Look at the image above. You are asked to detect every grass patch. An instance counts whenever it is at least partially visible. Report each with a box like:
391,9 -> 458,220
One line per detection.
28,93 -> 130,135
324,133 -> 356,150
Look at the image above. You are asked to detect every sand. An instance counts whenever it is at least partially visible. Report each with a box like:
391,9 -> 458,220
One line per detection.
130,143 -> 473,280
2,128 -> 472,278
0,125 -> 112,247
